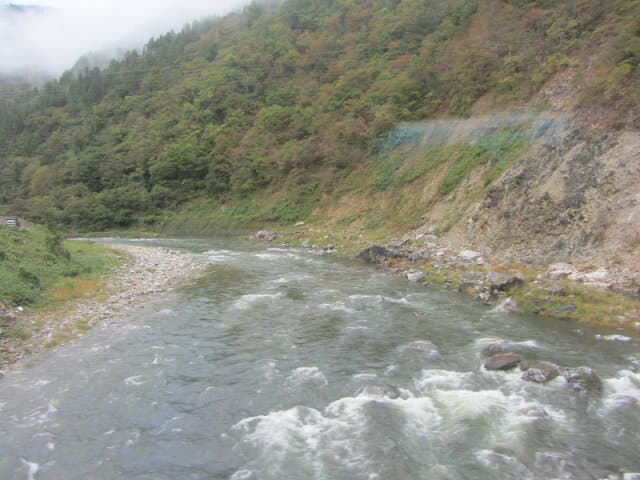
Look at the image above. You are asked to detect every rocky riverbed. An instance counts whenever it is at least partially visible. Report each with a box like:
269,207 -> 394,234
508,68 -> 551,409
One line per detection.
254,229 -> 640,332
0,243 -> 205,372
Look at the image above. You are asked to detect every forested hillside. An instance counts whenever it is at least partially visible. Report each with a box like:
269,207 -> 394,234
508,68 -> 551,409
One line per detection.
0,0 -> 638,235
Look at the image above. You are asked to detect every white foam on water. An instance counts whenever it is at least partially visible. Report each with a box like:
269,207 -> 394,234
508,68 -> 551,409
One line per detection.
253,253 -> 280,260
318,302 -> 356,313
33,380 -> 52,388
415,369 -> 471,392
595,334 -> 632,342
230,470 -> 254,480
203,249 -> 240,262
20,459 -> 39,480
233,391 -> 441,475
433,388 -> 507,418
431,387 -> 565,442
23,402 -> 58,427
90,345 -> 110,352
232,293 -> 284,310
261,360 -> 279,381
476,449 -> 533,479
285,367 -> 328,389
604,369 -> 640,407
399,340 -> 440,358
507,340 -> 542,349
354,373 -> 378,380
474,337 -> 505,348
46,442 -> 55,451
348,294 -> 409,305
124,375 -> 147,386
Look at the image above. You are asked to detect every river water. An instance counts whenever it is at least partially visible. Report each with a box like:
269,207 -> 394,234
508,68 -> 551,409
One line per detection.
1,238 -> 639,480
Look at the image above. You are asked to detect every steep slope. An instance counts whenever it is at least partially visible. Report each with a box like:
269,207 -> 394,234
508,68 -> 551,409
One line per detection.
0,0 -> 638,287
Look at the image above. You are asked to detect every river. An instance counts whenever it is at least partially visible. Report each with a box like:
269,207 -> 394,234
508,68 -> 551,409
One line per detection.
1,237 -> 639,479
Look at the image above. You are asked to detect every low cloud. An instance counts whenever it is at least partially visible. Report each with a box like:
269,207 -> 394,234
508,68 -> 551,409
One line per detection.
0,0 -> 248,78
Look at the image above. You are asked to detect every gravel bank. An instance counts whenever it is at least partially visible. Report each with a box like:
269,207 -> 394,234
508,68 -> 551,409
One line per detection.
1,243 -> 206,372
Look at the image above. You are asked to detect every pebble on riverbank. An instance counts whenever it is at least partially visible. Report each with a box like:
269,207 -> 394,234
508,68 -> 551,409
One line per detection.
0,244 -> 205,370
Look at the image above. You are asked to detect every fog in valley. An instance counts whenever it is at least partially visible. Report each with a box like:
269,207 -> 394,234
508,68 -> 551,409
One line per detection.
0,0 -> 249,80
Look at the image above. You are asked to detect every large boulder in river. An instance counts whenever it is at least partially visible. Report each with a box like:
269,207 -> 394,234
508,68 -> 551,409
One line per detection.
563,366 -> 602,395
522,363 -> 560,383
357,245 -> 402,264
484,352 -> 521,370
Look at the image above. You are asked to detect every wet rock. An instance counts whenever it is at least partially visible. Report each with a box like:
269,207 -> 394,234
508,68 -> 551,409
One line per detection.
477,291 -> 492,304
256,230 -> 277,242
361,384 -> 402,400
522,363 -> 560,383
490,297 -> 518,313
484,352 -> 521,370
482,343 -> 503,357
519,359 -> 531,371
357,245 -> 402,264
563,366 -> 602,395
551,302 -> 577,316
486,272 -> 525,292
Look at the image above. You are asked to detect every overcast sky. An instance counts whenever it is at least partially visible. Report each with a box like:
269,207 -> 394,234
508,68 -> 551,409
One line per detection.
0,0 -> 249,78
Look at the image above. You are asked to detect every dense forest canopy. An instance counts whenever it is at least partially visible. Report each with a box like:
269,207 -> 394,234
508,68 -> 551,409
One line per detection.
0,0 -> 638,230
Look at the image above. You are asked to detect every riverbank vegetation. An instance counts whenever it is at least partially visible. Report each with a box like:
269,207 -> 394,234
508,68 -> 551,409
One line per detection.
0,226 -> 121,362
0,226 -> 119,308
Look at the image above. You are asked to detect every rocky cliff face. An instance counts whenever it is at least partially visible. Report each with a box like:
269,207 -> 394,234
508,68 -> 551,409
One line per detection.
454,118 -> 639,292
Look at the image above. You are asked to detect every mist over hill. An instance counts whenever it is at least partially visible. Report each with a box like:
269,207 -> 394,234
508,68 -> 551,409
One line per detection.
0,0 -> 249,78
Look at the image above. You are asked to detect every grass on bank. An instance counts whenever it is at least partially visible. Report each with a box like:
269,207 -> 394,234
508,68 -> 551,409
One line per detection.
0,225 -> 122,362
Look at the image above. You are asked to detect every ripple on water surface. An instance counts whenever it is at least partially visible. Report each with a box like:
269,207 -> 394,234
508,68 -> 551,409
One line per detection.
0,238 -> 639,480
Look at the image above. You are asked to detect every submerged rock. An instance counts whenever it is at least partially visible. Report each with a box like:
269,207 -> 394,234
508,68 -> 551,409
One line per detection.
481,343 -> 503,357
490,297 -> 519,313
484,352 -> 521,370
563,366 -> 602,395
521,363 -> 560,383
